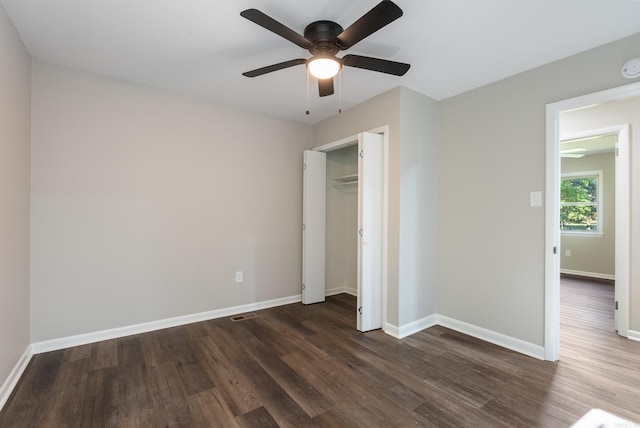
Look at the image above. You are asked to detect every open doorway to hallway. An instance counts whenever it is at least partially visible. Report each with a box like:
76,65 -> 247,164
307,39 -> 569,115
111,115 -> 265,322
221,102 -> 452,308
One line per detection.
559,119 -> 617,340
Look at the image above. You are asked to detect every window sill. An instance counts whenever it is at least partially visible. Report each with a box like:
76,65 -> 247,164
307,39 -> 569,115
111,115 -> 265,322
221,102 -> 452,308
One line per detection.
561,231 -> 604,237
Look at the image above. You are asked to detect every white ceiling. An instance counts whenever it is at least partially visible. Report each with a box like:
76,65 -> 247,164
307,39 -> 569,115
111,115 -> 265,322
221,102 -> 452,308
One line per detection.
4,0 -> 640,124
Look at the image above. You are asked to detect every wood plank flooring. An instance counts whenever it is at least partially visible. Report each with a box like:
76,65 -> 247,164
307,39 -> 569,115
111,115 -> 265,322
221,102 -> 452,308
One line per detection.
1,278 -> 639,427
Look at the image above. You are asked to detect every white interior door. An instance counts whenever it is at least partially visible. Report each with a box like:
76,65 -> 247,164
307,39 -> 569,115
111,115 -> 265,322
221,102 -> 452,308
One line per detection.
302,150 -> 326,304
357,132 -> 384,331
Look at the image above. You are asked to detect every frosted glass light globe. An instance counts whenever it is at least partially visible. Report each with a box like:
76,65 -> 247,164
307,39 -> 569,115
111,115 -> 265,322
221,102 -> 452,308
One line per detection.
308,58 -> 341,79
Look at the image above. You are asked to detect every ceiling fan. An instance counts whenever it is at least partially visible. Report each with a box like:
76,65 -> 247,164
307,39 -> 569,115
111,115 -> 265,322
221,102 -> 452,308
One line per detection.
240,1 -> 411,97
560,148 -> 586,158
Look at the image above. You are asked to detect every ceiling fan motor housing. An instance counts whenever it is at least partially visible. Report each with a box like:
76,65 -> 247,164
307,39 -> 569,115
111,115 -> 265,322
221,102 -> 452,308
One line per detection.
304,21 -> 343,57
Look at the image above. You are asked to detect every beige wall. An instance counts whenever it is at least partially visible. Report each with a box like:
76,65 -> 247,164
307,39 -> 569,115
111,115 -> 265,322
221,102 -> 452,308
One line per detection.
0,2 -> 31,392
439,32 -> 640,346
559,96 -> 640,331
561,152 -> 615,277
30,61 -> 312,342
313,86 -> 439,328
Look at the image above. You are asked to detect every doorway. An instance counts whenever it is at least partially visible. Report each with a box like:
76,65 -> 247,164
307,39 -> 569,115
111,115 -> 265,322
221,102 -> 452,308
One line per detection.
559,128 -> 617,343
545,83 -> 640,361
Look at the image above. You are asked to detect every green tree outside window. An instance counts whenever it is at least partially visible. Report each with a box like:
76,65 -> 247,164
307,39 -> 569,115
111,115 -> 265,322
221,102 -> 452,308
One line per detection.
560,173 -> 600,233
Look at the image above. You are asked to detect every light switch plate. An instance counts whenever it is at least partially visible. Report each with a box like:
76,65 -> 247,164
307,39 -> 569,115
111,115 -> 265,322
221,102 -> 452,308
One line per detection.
530,191 -> 543,207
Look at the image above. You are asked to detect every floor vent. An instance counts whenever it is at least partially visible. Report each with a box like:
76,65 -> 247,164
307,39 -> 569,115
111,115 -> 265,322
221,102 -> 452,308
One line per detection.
230,313 -> 258,322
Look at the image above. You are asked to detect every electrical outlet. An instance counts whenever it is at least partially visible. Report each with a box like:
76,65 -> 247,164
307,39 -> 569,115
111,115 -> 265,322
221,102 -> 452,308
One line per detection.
565,249 -> 571,257
235,271 -> 243,283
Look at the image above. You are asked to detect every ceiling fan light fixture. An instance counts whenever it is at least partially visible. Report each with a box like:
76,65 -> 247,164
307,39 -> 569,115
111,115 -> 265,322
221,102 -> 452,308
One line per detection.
307,57 -> 341,79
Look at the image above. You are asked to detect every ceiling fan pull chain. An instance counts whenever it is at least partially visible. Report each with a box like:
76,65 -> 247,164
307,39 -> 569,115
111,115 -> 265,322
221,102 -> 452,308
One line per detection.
338,70 -> 342,114
306,68 -> 310,115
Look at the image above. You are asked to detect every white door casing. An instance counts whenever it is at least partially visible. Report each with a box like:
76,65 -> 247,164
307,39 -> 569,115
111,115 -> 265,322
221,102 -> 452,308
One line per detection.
615,125 -> 630,336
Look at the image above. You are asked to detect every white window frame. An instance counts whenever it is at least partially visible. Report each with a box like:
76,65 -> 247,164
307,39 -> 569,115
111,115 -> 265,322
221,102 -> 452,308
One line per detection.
560,170 -> 603,236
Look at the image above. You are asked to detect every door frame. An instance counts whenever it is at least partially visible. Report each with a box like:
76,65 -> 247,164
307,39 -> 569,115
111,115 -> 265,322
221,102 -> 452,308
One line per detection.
314,125 -> 390,331
545,83 -> 640,361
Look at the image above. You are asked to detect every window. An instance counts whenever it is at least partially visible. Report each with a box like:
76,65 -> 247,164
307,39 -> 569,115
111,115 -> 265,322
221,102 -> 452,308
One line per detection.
560,170 -> 602,234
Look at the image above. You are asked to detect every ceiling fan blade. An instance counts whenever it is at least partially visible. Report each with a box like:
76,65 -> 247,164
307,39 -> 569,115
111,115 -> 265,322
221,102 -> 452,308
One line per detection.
318,78 -> 334,97
242,58 -> 307,77
342,54 -> 410,76
240,9 -> 313,49
336,1 -> 403,50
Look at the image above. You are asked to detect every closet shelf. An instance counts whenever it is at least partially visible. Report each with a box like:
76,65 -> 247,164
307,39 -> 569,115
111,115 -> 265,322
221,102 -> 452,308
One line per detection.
331,174 -> 358,186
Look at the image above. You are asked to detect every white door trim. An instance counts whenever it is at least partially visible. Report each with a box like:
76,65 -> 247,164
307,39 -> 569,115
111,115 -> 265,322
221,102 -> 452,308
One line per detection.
615,124 -> 631,337
545,83 -> 640,361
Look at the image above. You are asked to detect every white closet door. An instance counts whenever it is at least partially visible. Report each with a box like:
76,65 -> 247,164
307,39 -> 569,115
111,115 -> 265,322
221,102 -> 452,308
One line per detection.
357,132 -> 384,331
302,150 -> 326,304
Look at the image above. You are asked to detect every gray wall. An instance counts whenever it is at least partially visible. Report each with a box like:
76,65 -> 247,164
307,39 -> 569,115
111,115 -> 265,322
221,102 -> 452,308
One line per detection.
30,61 -> 312,342
559,96 -> 640,331
561,152 -> 615,277
313,86 -> 439,329
398,88 -> 439,324
438,32 -> 640,346
0,2 -> 31,391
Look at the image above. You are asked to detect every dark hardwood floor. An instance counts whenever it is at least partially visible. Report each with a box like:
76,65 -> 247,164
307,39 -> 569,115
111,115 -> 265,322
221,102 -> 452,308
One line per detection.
1,278 -> 639,427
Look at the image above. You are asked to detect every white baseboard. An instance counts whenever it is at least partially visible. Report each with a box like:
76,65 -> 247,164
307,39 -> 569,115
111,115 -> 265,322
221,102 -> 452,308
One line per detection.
344,287 -> 357,297
31,294 -> 301,354
560,269 -> 615,281
0,346 -> 32,412
325,286 -> 357,297
325,287 -> 345,296
437,315 -> 545,360
383,314 -> 543,360
383,322 -> 400,338
1,297 -> 557,411
628,330 -> 640,342
384,314 -> 437,339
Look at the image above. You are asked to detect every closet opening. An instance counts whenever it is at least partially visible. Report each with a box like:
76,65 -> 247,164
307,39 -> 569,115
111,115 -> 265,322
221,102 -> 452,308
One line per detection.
302,127 -> 389,332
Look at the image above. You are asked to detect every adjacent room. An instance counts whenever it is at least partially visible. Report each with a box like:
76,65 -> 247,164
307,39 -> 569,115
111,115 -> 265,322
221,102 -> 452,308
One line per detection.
2,1 -> 640,426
